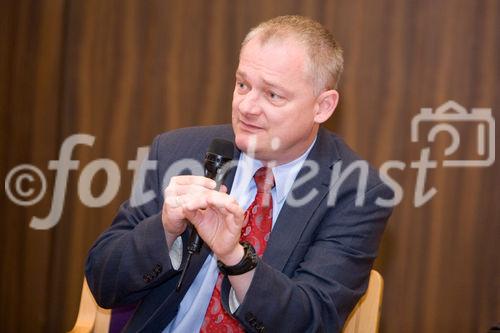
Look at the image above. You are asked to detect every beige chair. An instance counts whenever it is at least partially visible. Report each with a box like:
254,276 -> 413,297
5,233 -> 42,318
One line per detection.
70,270 -> 383,333
69,278 -> 111,333
342,270 -> 384,333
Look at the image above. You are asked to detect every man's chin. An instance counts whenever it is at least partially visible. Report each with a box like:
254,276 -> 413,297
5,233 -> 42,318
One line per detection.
234,135 -> 250,153
234,134 -> 262,157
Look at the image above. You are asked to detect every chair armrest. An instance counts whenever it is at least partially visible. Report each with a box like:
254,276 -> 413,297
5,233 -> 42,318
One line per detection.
342,270 -> 384,333
68,278 -> 110,333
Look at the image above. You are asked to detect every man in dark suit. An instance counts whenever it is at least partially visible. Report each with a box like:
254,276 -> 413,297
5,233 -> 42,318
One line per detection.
86,15 -> 393,332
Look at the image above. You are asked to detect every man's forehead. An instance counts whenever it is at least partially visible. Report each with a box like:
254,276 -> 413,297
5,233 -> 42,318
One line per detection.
237,37 -> 308,78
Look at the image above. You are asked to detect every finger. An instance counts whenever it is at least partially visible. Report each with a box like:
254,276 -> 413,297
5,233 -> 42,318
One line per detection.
207,205 -> 243,236
162,201 -> 188,228
219,185 -> 228,193
171,176 -> 216,188
164,183 -> 213,202
163,200 -> 186,222
223,208 -> 244,231
165,195 -> 186,208
206,192 -> 244,217
182,207 -> 203,226
178,193 -> 210,211
163,185 -> 176,198
165,192 -> 206,212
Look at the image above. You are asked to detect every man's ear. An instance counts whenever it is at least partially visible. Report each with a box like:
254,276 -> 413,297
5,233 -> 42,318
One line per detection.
314,90 -> 339,124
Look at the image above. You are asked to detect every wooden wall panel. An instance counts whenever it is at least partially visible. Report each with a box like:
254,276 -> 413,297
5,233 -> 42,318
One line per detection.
0,0 -> 66,332
1,1 -> 498,332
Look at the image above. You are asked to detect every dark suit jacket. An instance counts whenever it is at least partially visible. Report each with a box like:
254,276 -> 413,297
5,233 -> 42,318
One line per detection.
85,124 -> 393,333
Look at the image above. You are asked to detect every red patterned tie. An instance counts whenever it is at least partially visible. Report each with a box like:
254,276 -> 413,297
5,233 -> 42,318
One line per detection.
200,167 -> 274,332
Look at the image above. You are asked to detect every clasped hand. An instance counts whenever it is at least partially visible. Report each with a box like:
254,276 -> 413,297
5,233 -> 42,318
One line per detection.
162,176 -> 245,265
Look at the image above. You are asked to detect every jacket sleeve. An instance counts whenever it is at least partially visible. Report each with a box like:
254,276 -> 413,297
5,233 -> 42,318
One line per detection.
225,182 -> 393,333
84,135 -> 183,308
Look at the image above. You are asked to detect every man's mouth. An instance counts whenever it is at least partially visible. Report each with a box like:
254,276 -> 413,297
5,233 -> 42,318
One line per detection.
239,120 -> 263,132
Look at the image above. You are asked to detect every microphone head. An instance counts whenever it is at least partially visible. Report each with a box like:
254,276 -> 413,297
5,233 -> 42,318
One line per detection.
207,138 -> 234,160
205,139 -> 234,181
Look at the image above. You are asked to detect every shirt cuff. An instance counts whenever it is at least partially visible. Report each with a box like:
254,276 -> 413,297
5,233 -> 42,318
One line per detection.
169,236 -> 183,270
228,287 -> 241,313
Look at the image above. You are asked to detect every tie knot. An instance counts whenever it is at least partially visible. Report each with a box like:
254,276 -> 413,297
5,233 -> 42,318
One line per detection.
254,167 -> 275,193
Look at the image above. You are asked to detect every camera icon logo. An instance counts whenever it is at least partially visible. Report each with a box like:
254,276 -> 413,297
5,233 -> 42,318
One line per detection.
411,100 -> 495,167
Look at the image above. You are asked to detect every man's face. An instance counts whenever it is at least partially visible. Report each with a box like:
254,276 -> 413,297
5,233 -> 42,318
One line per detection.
232,37 -> 321,165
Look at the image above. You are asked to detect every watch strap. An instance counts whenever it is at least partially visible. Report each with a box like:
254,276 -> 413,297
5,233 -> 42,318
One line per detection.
217,241 -> 258,276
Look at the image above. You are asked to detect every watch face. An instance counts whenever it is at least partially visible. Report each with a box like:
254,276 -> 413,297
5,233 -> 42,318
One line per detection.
249,249 -> 258,264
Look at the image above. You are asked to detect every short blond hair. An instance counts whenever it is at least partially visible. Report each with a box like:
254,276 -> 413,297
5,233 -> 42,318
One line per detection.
242,15 -> 344,94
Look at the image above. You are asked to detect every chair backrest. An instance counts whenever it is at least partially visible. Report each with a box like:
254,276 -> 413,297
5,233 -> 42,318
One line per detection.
70,270 -> 383,333
342,270 -> 384,333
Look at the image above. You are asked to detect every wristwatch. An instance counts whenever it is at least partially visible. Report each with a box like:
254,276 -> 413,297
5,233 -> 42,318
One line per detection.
217,241 -> 258,275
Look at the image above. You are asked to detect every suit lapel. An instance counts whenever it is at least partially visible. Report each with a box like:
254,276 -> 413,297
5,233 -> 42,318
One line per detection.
263,128 -> 341,271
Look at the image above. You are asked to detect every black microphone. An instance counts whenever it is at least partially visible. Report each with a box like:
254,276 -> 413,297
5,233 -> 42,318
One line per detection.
176,138 -> 234,291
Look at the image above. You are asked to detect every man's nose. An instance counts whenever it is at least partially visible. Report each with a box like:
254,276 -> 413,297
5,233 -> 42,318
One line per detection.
238,91 -> 261,115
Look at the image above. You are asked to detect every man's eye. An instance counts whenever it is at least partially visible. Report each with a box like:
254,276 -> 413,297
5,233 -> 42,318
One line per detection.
237,82 -> 247,90
269,91 -> 282,100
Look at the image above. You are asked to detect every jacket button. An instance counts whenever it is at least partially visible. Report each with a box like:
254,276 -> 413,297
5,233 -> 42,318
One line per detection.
245,312 -> 254,322
143,274 -> 152,283
154,264 -> 162,274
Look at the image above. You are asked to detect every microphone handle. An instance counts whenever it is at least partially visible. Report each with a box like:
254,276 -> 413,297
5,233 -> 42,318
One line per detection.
187,229 -> 203,254
176,169 -> 226,292
186,169 -> 225,255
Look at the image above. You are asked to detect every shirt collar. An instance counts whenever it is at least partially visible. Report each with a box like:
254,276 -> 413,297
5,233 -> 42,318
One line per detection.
237,136 -> 317,204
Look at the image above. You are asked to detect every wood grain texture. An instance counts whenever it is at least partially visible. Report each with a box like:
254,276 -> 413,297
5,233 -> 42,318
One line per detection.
1,1 -> 498,332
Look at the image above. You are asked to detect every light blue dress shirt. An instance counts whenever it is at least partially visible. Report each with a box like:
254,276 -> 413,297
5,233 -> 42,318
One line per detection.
163,139 -> 315,332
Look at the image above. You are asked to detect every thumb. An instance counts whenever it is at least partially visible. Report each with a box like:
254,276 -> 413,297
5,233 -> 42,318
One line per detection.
183,207 -> 202,226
